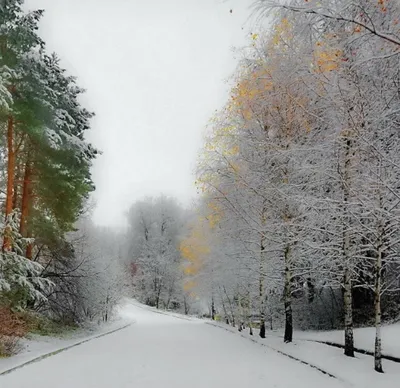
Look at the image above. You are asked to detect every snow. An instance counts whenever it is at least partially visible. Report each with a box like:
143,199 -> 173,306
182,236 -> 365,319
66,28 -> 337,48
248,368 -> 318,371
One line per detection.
261,337 -> 400,388
44,128 -> 62,150
0,301 -> 135,375
206,321 -> 400,388
1,301 -> 345,388
295,323 -> 400,358
2,301 -> 399,387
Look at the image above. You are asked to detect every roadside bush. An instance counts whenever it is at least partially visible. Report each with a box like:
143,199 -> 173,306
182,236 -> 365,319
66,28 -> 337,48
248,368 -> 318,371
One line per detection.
0,307 -> 26,357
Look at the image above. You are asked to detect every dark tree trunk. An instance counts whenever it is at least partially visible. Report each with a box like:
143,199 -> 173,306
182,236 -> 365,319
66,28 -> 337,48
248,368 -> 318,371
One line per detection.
20,157 -> 32,237
211,297 -> 215,320
342,134 -> 355,357
284,245 -> 293,343
259,320 -> 266,339
284,300 -> 293,343
3,116 -> 15,252
343,268 -> 355,357
259,203 -> 267,339
374,231 -> 383,373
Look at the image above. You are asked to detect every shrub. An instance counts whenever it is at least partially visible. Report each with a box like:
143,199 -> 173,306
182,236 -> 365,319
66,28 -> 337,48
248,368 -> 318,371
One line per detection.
0,307 -> 26,357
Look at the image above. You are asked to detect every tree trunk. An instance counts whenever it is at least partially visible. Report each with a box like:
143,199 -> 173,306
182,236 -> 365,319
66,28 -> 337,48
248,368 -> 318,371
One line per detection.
165,281 -> 175,310
374,237 -> 383,373
155,291 -> 160,309
343,267 -> 354,357
26,241 -> 33,260
3,116 -> 15,252
220,294 -> 229,325
211,296 -> 215,320
238,293 -> 244,331
20,157 -> 32,237
23,159 -> 34,260
259,230 -> 266,338
259,319 -> 266,338
284,244 -> 293,343
183,295 -> 189,315
222,286 -> 235,326
342,134 -> 355,357
104,294 -> 109,322
12,161 -> 22,211
247,292 -> 253,335
154,274 -> 162,309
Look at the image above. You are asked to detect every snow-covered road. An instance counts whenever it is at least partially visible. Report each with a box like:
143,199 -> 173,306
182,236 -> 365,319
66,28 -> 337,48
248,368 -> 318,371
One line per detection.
2,303 -> 346,388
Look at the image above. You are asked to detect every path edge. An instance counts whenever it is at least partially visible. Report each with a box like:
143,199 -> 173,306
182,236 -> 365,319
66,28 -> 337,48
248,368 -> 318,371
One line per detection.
205,321 -> 352,386
0,323 -> 133,377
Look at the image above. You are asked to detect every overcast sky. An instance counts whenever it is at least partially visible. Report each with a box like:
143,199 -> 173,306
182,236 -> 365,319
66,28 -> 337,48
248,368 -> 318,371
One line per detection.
25,0 -> 255,227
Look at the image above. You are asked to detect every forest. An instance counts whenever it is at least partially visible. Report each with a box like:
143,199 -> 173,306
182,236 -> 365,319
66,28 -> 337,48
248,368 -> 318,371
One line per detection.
0,0 -> 127,357
1,0 -> 400,376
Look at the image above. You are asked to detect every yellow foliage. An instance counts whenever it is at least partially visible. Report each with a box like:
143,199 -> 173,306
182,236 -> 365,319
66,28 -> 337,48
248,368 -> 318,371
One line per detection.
270,18 -> 293,49
314,40 -> 342,73
251,33 -> 259,41
221,125 -> 235,133
206,202 -> 223,229
180,218 -> 210,274
222,145 -> 240,158
180,213 -> 217,297
183,280 -> 197,292
230,67 -> 274,122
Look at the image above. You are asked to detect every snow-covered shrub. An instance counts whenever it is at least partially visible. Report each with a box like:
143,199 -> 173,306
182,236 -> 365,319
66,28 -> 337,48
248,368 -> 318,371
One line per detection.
34,218 -> 129,325
0,212 -> 53,310
0,306 -> 26,357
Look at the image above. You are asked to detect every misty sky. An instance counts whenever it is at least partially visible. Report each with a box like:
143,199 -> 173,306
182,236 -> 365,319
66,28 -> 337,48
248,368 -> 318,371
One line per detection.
25,0 -> 255,226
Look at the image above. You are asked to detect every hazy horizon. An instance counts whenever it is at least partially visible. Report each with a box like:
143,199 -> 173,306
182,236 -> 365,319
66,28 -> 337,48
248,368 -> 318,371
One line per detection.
25,0 -> 255,227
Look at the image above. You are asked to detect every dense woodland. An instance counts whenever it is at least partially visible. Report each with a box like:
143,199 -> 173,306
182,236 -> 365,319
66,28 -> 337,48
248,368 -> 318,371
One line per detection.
0,0 -> 127,356
181,0 -> 400,374
1,0 -> 400,375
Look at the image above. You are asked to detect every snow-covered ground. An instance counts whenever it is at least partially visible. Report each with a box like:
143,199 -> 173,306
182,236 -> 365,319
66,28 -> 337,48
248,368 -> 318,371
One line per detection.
2,301 -> 399,387
206,320 -> 400,388
0,301 -> 347,388
0,300 -> 135,375
295,323 -> 400,358
263,336 -> 400,388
